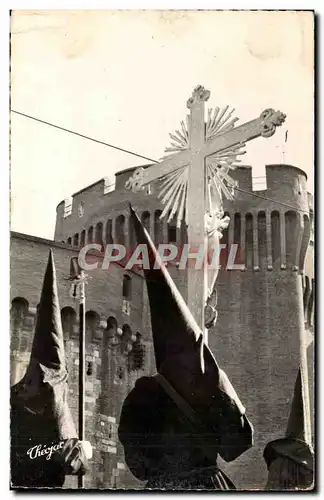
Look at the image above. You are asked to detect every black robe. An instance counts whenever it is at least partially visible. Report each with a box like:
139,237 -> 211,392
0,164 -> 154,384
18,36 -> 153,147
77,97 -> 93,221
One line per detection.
10,375 -> 86,489
10,251 -> 88,489
119,376 -> 250,490
121,208 -> 253,490
11,399 -> 66,488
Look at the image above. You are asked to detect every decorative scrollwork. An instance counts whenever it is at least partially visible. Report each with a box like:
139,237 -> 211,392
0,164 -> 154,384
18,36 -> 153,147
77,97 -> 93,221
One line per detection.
205,209 -> 230,239
125,167 -> 145,192
260,108 -> 286,138
156,98 -> 243,229
187,85 -> 210,109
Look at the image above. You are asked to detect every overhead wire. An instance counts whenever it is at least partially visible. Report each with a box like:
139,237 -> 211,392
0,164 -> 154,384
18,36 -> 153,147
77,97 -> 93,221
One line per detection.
11,110 -> 158,164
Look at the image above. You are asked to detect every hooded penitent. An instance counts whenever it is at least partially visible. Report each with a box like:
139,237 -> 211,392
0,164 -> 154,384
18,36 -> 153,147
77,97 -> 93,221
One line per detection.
118,207 -> 253,490
10,250 -> 85,488
263,369 -> 314,490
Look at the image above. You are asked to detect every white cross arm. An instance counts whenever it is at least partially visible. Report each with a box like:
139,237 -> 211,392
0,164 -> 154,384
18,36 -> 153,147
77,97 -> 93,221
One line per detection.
125,108 -> 286,193
125,150 -> 190,192
204,108 -> 286,158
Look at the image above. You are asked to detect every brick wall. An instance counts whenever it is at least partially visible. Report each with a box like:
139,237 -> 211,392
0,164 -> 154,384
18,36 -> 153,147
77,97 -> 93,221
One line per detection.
10,233 -> 151,489
10,162 -> 314,489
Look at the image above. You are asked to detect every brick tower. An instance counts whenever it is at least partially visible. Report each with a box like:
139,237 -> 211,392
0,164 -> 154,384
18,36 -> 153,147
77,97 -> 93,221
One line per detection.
10,163 -> 314,489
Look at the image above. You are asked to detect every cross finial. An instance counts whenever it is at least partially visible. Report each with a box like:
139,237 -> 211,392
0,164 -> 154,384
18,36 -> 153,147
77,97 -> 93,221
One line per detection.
187,85 -> 210,109
259,109 -> 287,138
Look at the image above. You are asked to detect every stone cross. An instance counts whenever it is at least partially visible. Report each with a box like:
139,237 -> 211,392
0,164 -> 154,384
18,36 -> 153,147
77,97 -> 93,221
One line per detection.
126,86 -> 286,365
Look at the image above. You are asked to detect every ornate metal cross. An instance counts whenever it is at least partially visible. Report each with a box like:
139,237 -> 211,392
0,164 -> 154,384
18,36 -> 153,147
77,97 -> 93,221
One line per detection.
126,85 -> 286,353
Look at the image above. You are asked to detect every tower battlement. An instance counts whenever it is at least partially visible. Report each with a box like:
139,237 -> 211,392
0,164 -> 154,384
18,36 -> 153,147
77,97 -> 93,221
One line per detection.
56,164 -> 311,221
54,163 -> 313,274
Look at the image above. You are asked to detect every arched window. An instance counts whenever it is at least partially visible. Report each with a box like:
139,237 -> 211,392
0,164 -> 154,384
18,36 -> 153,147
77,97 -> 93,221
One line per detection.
303,276 -> 311,317
233,213 -> 241,245
258,211 -> 267,270
105,220 -> 113,245
122,324 -> 132,340
167,214 -> 177,243
271,211 -> 281,267
120,324 -> 133,356
107,316 -> 118,331
303,275 -> 315,327
128,332 -> 145,371
310,210 -> 314,244
95,221 -> 103,248
10,297 -> 29,384
299,215 -> 311,271
11,297 -> 29,327
122,275 -> 132,299
61,307 -> 76,340
245,213 -> 253,269
67,237 -> 72,245
10,297 -> 29,351
285,211 -> 297,267
105,316 -> 116,338
180,219 -> 188,244
141,211 -> 150,234
307,278 -> 314,326
88,226 -> 94,244
86,310 -> 100,340
232,213 -> 241,266
129,215 -> 136,247
104,316 -> 118,343
115,215 -> 125,245
80,230 -> 86,247
73,233 -> 79,247
154,210 -> 163,244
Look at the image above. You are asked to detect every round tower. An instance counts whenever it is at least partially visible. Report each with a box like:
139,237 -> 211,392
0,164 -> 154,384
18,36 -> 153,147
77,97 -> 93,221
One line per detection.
49,162 -> 313,489
209,164 -> 313,489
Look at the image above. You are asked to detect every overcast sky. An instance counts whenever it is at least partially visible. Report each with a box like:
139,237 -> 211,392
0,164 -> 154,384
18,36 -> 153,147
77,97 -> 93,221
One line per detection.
10,10 -> 314,240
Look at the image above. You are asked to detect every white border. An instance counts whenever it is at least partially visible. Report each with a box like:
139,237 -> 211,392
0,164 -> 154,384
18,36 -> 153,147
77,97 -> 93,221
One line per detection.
2,3 -> 321,498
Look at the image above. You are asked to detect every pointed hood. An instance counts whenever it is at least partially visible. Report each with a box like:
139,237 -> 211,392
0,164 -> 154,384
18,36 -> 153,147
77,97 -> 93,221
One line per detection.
28,249 -> 66,373
129,206 -> 253,462
11,250 -> 77,443
264,369 -> 314,476
129,204 -> 201,370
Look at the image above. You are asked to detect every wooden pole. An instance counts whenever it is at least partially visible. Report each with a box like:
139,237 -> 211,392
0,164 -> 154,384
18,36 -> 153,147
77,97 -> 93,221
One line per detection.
78,274 -> 86,489
186,94 -> 207,356
125,87 -> 286,374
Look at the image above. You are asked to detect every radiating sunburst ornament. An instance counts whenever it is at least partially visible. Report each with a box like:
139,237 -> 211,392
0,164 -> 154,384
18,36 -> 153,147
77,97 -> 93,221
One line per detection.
157,105 -> 246,228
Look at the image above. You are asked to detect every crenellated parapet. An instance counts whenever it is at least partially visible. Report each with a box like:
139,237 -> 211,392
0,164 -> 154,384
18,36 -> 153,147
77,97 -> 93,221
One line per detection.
55,163 -> 313,276
220,165 -> 313,273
